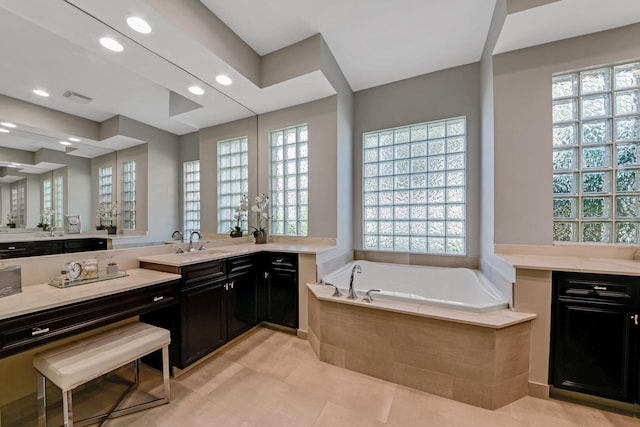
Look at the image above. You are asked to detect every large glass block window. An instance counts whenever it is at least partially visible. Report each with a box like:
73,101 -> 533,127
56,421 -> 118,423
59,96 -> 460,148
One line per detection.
217,137 -> 249,233
98,166 -> 113,206
553,61 -> 640,243
363,117 -> 466,254
54,176 -> 64,228
183,160 -> 200,235
121,160 -> 136,229
10,179 -> 26,226
42,178 -> 52,211
270,124 -> 308,236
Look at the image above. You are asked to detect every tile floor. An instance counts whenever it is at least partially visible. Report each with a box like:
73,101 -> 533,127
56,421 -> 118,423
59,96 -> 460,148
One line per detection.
32,327 -> 640,426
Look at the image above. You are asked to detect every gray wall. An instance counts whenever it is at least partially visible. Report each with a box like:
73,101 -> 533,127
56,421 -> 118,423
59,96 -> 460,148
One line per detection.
353,63 -> 482,258
493,23 -> 640,244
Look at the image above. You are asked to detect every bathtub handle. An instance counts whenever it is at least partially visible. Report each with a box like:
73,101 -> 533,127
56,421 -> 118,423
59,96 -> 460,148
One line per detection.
362,289 -> 381,303
325,282 -> 342,297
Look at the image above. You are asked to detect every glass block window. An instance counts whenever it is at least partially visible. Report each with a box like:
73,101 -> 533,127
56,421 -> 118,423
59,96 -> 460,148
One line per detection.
98,166 -> 113,206
42,178 -> 52,211
362,117 -> 466,254
183,160 -> 200,235
10,179 -> 26,226
121,160 -> 136,229
553,61 -> 640,243
217,137 -> 249,233
54,176 -> 64,228
270,124 -> 308,236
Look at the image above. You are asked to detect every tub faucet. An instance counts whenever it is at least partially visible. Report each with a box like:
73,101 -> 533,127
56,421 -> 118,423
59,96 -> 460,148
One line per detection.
188,231 -> 201,252
348,264 -> 362,299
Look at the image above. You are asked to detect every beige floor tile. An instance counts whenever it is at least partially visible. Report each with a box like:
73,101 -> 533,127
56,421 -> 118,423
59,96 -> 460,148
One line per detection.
175,352 -> 245,396
205,366 -> 326,427
387,385 -> 529,427
312,401 -> 387,427
285,359 -> 396,422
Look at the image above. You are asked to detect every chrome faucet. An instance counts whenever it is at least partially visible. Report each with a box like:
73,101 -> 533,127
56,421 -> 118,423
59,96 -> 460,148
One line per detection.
348,264 -> 362,299
49,226 -> 56,237
172,230 -> 183,240
188,231 -> 201,252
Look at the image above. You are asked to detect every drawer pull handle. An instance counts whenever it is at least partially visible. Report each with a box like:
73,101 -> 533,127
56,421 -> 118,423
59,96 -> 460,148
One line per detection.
632,314 -> 638,326
32,327 -> 50,336
153,296 -> 164,302
8,246 -> 15,250
593,285 -> 607,291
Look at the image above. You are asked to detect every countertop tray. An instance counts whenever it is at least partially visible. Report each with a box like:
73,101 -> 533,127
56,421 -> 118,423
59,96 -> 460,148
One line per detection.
49,271 -> 128,288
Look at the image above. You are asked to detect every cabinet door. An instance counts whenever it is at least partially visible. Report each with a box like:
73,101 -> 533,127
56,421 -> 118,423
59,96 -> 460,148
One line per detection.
180,280 -> 226,367
265,268 -> 298,328
553,300 -> 636,402
227,269 -> 258,340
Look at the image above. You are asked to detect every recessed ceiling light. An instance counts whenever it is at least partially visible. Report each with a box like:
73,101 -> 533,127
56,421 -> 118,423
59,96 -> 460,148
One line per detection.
68,137 -> 81,142
0,122 -> 16,128
0,128 -> 10,133
188,85 -> 204,95
216,75 -> 232,86
127,16 -> 152,34
33,89 -> 50,97
59,141 -> 72,146
99,37 -> 124,52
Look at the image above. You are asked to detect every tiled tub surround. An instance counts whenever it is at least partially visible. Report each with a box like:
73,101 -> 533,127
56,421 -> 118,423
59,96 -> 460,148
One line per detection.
321,260 -> 508,313
307,283 -> 535,410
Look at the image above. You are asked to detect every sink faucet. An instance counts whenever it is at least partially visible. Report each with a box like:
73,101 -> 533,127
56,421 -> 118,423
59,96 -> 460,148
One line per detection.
188,231 -> 201,252
348,264 -> 362,299
49,226 -> 56,237
171,230 -> 183,240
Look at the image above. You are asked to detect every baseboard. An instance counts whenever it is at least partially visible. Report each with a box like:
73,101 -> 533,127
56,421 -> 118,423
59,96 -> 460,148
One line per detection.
528,381 -> 550,399
296,329 -> 308,339
550,386 -> 640,416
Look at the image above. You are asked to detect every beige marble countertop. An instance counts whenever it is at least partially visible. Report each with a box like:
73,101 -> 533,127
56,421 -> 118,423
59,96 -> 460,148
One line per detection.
0,268 -> 181,321
497,253 -> 640,276
138,242 -> 336,267
306,283 -> 536,329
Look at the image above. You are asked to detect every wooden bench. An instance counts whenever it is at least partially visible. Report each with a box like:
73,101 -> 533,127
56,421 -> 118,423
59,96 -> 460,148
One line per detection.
33,322 -> 170,427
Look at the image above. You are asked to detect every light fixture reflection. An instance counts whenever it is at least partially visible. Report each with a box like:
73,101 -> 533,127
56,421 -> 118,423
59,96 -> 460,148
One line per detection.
100,37 -> 124,52
59,141 -> 72,146
33,89 -> 50,97
0,122 -> 16,128
216,75 -> 232,86
0,128 -> 9,133
188,85 -> 204,95
127,16 -> 152,34
68,137 -> 81,142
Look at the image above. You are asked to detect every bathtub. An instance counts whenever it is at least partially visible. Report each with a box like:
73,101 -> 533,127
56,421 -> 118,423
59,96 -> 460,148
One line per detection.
321,260 -> 508,313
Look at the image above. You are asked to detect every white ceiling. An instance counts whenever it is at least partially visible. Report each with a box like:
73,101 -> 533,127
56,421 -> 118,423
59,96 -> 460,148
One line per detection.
0,0 -> 638,175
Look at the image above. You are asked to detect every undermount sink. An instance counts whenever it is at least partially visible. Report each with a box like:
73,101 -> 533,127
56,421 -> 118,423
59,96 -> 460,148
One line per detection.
177,248 -> 231,257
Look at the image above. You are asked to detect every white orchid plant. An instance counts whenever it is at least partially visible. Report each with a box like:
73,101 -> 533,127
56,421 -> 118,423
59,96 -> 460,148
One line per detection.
6,210 -> 17,226
232,194 -> 249,234
250,193 -> 270,236
96,202 -> 119,229
39,207 -> 55,228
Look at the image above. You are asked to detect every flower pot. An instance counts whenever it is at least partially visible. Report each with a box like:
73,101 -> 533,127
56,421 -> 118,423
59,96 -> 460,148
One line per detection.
8,224 -> 15,228
254,230 -> 268,244
230,229 -> 243,238
107,226 -> 117,235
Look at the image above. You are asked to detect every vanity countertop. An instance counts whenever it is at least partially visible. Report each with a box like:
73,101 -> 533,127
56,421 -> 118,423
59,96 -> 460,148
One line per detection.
0,268 -> 181,320
138,242 -> 336,267
496,253 -> 640,276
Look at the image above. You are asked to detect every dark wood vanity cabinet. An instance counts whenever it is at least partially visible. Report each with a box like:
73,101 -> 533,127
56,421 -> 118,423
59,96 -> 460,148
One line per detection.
551,272 -> 640,403
263,252 -> 298,329
0,238 -> 107,259
0,279 -> 179,359
143,255 -> 259,369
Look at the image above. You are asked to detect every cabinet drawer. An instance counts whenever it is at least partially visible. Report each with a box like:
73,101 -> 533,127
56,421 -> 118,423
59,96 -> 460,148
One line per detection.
0,280 -> 178,358
228,255 -> 255,274
182,261 -> 226,287
264,253 -> 297,271
555,272 -> 639,305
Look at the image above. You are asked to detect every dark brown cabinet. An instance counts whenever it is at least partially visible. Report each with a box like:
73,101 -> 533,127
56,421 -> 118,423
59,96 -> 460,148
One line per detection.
551,272 -> 640,403
0,238 -> 107,259
263,253 -> 298,329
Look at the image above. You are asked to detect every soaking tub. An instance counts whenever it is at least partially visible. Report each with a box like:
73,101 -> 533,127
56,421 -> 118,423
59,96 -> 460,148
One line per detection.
321,260 -> 508,313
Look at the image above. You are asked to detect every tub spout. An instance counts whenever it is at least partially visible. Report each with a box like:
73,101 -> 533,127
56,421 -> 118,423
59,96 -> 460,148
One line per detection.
348,264 -> 362,299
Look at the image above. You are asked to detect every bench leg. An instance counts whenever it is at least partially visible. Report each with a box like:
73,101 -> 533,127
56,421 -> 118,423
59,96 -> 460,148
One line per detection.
36,372 -> 47,427
162,345 -> 170,401
62,390 -> 73,427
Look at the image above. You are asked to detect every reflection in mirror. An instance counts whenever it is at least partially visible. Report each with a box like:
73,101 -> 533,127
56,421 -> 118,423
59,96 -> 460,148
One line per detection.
0,2 -> 256,242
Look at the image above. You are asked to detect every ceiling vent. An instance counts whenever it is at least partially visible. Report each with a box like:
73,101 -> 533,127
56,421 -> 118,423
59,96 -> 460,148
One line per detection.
63,90 -> 92,104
